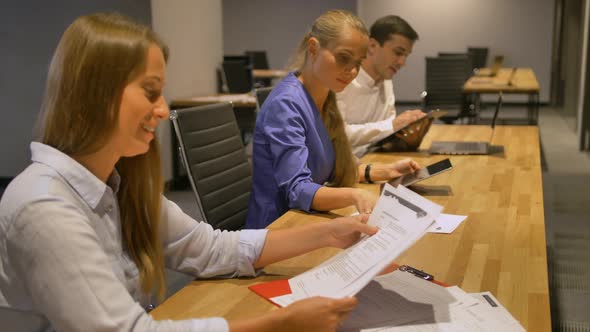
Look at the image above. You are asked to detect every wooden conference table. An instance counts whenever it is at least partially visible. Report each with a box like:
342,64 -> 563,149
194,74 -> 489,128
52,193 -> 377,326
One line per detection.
464,67 -> 541,125
152,125 -> 551,331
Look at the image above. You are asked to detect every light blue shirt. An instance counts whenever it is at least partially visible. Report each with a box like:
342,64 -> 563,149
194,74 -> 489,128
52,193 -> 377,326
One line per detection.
0,142 -> 268,332
246,72 -> 336,229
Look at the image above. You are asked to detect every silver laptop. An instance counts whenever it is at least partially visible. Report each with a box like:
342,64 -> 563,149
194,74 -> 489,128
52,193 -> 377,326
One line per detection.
428,92 -> 502,155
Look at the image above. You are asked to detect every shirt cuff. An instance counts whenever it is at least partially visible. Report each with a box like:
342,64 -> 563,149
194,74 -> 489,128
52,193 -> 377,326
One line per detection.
384,114 -> 396,132
190,317 -> 229,332
289,182 -> 323,212
236,229 -> 269,277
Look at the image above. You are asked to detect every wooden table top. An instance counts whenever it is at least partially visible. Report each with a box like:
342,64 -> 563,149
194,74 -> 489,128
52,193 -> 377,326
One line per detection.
252,69 -> 288,79
170,93 -> 256,109
151,124 -> 550,331
464,67 -> 540,94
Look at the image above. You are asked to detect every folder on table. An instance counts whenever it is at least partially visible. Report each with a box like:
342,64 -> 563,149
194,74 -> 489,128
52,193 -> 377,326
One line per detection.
248,279 -> 292,307
249,263 -> 447,307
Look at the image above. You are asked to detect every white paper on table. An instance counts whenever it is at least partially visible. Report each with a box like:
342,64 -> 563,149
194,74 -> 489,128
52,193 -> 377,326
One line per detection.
445,286 -> 480,308
427,214 -> 467,234
466,292 -> 526,331
268,294 -> 295,307
288,184 -> 443,301
352,290 -> 523,332
339,270 -> 458,330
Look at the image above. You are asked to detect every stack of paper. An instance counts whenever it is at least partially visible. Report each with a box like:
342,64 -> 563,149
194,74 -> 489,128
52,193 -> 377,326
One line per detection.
286,184 -> 443,304
249,183 -> 524,330
339,270 -> 525,332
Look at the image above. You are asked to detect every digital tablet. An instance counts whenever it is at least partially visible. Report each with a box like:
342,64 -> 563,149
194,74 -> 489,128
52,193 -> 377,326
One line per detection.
368,110 -> 448,152
389,158 -> 453,187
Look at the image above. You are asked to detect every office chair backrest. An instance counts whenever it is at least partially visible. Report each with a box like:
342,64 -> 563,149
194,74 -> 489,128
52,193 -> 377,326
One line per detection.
170,103 -> 251,230
221,60 -> 253,93
245,50 -> 269,70
438,52 -> 467,57
424,56 -> 472,117
223,55 -> 251,65
254,87 -> 273,112
246,50 -> 272,88
467,47 -> 489,69
438,52 -> 474,72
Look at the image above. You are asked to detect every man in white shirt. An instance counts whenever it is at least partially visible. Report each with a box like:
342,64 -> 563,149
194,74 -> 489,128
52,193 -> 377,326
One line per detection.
337,15 -> 426,157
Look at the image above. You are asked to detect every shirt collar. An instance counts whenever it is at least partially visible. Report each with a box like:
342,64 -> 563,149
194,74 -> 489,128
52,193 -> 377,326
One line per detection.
356,66 -> 381,89
30,142 -> 119,211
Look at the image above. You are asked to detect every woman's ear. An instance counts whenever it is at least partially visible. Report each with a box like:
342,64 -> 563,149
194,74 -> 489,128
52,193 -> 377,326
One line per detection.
308,37 -> 320,59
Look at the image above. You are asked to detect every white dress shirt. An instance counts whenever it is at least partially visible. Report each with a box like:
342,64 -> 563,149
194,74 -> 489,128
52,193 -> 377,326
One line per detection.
0,142 -> 268,332
337,67 -> 397,157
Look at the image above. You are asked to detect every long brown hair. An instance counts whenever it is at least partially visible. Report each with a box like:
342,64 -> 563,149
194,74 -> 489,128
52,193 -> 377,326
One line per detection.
38,13 -> 169,300
290,10 -> 367,187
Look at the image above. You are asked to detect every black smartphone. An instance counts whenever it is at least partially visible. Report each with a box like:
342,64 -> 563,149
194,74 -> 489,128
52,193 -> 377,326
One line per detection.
389,158 -> 453,187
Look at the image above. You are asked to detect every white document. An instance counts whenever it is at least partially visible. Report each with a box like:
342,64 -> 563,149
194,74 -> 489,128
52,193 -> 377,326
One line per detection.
463,292 -> 526,331
427,214 -> 468,234
339,270 -> 458,330
288,184 -> 443,302
349,288 -> 525,332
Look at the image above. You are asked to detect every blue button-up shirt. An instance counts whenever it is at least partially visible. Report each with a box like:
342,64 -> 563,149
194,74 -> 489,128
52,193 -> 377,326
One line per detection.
246,73 -> 336,229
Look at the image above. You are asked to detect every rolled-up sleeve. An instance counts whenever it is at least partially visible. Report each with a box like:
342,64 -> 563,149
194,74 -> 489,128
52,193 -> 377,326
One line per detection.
161,198 -> 268,278
264,98 -> 323,212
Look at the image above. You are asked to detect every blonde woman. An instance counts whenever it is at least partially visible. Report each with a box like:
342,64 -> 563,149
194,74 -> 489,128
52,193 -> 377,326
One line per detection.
0,13 -> 378,332
246,10 -> 420,229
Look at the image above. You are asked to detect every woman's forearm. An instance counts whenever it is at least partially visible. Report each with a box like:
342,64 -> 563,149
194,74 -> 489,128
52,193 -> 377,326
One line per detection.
254,223 -> 329,268
310,186 -> 357,211
229,310 -> 285,332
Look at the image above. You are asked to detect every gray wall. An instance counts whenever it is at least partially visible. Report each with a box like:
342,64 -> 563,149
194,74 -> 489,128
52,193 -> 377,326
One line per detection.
222,0 -> 357,69
0,0 -> 152,177
358,0 -> 555,103
151,0 -> 223,182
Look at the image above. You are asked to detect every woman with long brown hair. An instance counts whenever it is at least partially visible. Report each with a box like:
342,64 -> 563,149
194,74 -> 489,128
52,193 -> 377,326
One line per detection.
0,12 -> 378,332
246,10 -> 420,229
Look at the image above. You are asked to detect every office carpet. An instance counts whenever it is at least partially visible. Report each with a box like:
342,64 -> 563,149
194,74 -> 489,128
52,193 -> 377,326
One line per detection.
536,107 -> 590,332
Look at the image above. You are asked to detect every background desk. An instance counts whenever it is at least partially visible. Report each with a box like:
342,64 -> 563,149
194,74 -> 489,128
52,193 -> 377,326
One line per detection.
152,125 -> 550,331
252,69 -> 288,79
170,93 -> 257,109
464,68 -> 541,124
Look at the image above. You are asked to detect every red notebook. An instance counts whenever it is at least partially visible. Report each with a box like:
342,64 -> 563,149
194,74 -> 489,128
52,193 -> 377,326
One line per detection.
248,263 -> 448,307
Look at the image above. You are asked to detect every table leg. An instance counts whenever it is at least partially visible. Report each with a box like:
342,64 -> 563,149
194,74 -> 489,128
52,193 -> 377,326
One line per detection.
528,93 -> 540,125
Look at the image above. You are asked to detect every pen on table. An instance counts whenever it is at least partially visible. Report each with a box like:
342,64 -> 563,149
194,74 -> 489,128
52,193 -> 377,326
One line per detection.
399,264 -> 434,281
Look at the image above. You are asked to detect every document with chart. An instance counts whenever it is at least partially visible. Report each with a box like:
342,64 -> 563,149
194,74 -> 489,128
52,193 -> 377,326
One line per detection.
288,183 -> 443,302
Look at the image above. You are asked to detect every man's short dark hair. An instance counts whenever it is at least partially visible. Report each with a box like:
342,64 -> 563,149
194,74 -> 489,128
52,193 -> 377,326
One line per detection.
370,15 -> 419,46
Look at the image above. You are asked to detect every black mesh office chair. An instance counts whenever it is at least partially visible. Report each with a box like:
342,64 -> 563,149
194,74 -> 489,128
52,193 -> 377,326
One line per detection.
245,50 -> 271,88
170,103 -> 252,230
438,52 -> 475,72
221,60 -> 254,94
245,50 -> 269,70
223,55 -> 251,64
467,47 -> 489,70
438,52 -> 468,57
424,56 -> 474,124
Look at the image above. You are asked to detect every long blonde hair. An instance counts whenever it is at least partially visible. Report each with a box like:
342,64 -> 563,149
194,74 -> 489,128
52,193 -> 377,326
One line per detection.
290,10 -> 367,187
38,13 -> 169,300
